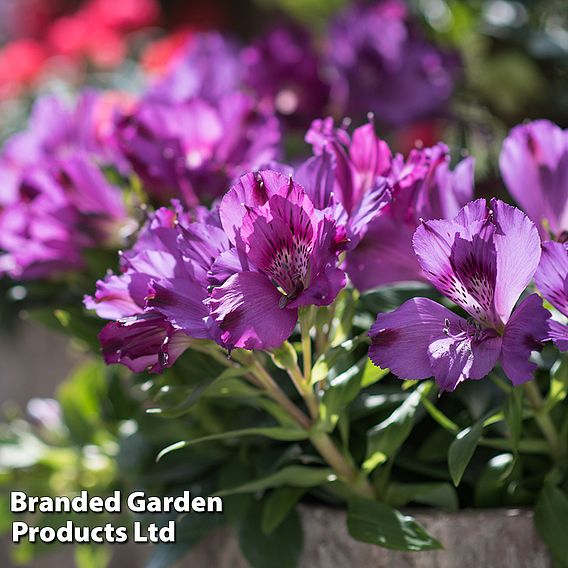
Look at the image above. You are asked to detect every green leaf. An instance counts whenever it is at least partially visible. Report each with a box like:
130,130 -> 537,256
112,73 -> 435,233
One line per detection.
320,356 -> 367,430
360,359 -> 389,388
238,501 -> 303,568
157,427 -> 308,461
147,380 -> 214,418
534,483 -> 568,566
363,385 -> 424,472
146,510 -> 225,568
448,420 -> 484,486
347,498 -> 442,551
261,487 -> 305,535
270,341 -> 298,369
474,454 -> 515,508
385,482 -> 458,512
545,355 -> 568,412
57,359 -> 108,445
311,336 -> 362,386
216,466 -> 336,497
419,383 -> 459,433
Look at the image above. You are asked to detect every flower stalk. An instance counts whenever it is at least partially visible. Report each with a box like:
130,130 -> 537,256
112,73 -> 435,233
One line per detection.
524,381 -> 563,460
309,430 -> 375,499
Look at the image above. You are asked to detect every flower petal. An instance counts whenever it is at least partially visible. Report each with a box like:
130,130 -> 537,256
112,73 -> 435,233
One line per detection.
146,278 -> 211,339
428,332 -> 501,392
99,314 -> 191,374
500,120 -> 568,238
534,240 -> 568,318
548,319 -> 568,351
347,216 -> 423,290
500,294 -> 550,386
491,199 -> 542,324
219,170 -> 289,242
209,272 -> 298,350
369,297 -> 501,391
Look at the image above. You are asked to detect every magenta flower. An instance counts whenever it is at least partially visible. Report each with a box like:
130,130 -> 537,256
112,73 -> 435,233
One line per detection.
206,171 -> 347,350
115,92 -> 280,206
534,241 -> 568,351
85,205 -> 224,372
500,120 -> 568,240
0,154 -> 126,279
306,117 -> 474,290
148,33 -> 241,105
327,0 -> 457,127
241,24 -> 330,127
369,199 -> 550,391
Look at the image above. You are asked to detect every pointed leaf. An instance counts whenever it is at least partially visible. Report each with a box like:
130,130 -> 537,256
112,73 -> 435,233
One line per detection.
157,427 -> 308,461
448,420 -> 484,486
347,498 -> 442,551
534,483 -> 568,565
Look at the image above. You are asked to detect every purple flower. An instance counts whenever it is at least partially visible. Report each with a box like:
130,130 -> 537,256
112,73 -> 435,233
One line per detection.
115,92 -> 281,206
206,171 -> 347,350
369,199 -> 550,391
0,154 -> 126,279
84,205 -> 222,372
241,25 -> 330,128
327,0 -> 458,127
147,32 -> 241,105
0,90 -> 129,178
534,241 -> 568,351
306,117 -> 474,290
500,120 -> 568,240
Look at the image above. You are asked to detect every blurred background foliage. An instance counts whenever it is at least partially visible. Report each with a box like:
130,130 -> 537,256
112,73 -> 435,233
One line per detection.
0,1 -> 567,566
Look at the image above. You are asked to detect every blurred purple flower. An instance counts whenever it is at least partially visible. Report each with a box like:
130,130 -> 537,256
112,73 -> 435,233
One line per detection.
115,92 -> 281,206
500,120 -> 568,240
148,32 -> 241,105
369,199 -> 549,391
241,25 -> 330,128
328,0 -> 458,127
534,240 -> 568,350
0,154 -> 126,279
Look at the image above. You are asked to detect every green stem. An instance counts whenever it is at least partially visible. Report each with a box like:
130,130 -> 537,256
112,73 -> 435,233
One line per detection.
299,307 -> 313,384
250,358 -> 312,430
479,437 -> 549,454
288,362 -> 319,420
524,381 -> 563,460
310,431 -> 375,499
254,358 -> 374,500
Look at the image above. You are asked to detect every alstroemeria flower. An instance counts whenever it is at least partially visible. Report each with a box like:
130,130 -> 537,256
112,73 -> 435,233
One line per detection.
306,117 -> 474,290
0,154 -> 126,279
241,24 -> 330,128
500,120 -> 568,240
369,199 -> 550,391
147,32 -> 241,105
85,205 -> 223,372
115,92 -> 280,206
534,241 -> 568,351
208,172 -> 346,350
327,0 -> 457,127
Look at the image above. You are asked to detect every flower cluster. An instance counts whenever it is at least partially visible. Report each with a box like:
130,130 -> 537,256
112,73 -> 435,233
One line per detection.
110,33 -> 282,206
84,160 -> 386,371
150,1 -> 457,129
2,0 -> 564,398
327,0 -> 458,127
0,91 -> 131,279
